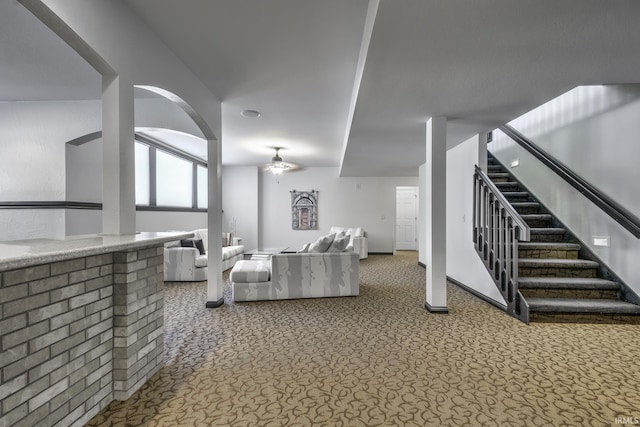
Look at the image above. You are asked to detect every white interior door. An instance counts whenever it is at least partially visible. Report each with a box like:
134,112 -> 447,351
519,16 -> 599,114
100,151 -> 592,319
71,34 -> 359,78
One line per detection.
396,186 -> 418,250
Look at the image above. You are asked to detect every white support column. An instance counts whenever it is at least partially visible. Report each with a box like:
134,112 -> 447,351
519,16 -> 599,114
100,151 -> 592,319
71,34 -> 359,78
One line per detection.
478,132 -> 489,172
425,116 -> 448,313
102,75 -> 136,235
206,137 -> 224,307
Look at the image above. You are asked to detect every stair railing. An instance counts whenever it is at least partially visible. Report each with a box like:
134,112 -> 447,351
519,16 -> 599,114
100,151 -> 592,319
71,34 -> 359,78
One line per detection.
473,165 -> 531,322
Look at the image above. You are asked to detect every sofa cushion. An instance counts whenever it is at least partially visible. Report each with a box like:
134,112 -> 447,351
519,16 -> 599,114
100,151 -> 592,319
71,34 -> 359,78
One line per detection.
195,255 -> 208,268
223,245 -> 244,260
230,260 -> 270,283
328,233 -> 350,252
309,233 -> 335,253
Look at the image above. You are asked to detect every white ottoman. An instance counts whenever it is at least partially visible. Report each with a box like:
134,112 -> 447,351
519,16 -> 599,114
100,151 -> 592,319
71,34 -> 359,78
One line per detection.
231,260 -> 272,302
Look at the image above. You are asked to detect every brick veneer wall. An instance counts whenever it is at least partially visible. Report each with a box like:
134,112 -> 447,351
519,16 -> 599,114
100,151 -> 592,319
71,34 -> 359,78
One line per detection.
112,246 -> 165,400
0,244 -> 165,427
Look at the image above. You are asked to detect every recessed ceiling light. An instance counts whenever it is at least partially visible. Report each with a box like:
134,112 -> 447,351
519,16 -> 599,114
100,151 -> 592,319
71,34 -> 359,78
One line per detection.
241,109 -> 261,118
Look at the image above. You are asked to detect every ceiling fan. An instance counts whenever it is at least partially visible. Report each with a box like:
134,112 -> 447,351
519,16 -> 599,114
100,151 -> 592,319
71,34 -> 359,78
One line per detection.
264,147 -> 299,182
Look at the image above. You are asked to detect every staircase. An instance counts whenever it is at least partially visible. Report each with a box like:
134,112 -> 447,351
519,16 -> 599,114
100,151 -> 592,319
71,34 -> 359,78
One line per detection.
483,156 -> 640,323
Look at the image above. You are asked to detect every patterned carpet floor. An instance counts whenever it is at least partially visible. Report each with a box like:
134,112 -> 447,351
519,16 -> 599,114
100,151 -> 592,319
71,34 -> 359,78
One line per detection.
88,252 -> 640,426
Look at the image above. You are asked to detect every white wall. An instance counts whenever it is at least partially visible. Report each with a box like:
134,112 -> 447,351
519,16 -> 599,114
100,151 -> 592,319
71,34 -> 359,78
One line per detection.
0,210 -> 66,240
0,97 -> 217,241
257,167 -> 418,252
222,166 -> 259,251
66,137 -> 102,203
444,136 -> 506,306
508,85 -> 640,215
0,101 -> 101,201
135,211 -> 207,233
491,85 -> 640,299
66,210 -> 101,236
0,101 -> 101,241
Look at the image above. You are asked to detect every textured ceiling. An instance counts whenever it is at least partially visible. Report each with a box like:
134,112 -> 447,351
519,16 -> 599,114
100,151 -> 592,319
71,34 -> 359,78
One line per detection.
4,0 -> 640,176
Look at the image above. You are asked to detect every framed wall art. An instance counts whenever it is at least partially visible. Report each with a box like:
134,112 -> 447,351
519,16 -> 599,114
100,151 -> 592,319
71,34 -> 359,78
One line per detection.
290,190 -> 318,230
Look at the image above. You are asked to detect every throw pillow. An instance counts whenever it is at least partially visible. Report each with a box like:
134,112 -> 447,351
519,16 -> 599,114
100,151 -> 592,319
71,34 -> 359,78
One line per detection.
309,233 -> 336,253
297,243 -> 311,253
328,233 -> 350,252
193,239 -> 206,255
180,239 -> 195,249
181,239 -> 206,255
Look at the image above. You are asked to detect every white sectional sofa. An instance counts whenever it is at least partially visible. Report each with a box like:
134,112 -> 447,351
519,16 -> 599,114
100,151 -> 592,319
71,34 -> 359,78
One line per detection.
231,252 -> 359,302
164,228 -> 244,281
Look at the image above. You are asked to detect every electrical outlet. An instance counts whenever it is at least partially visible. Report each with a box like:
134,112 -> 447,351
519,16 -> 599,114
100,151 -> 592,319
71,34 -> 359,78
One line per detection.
510,159 -> 520,168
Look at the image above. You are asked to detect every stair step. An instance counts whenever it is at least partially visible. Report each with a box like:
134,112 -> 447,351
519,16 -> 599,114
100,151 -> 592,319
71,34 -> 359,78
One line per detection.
521,214 -> 553,227
488,172 -> 510,179
494,181 -> 519,187
528,298 -> 640,313
519,258 -> 599,269
529,228 -> 566,242
519,277 -> 619,290
519,258 -> 598,278
527,298 -> 640,323
512,202 -> 542,214
521,214 -> 552,221
519,277 -> 620,299
502,191 -> 532,201
518,242 -> 580,259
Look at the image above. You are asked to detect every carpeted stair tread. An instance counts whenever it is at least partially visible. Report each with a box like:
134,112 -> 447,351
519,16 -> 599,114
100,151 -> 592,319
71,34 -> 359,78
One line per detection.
511,202 -> 540,208
494,182 -> 519,187
518,242 -> 580,250
488,173 -> 510,179
519,258 -> 599,269
529,228 -> 566,234
519,277 -> 619,290
502,191 -> 530,197
526,298 -> 640,314
521,214 -> 553,221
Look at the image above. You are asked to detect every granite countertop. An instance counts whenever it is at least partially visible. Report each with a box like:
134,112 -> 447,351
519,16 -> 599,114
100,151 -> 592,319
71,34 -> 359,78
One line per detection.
0,231 -> 193,271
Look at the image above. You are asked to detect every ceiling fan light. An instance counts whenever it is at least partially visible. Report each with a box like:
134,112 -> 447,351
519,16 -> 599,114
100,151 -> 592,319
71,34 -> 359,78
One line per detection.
266,147 -> 292,179
269,163 -> 286,175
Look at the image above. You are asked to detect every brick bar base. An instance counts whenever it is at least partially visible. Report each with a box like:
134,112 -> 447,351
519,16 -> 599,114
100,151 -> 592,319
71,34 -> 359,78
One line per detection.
112,246 -> 164,400
0,244 -> 165,427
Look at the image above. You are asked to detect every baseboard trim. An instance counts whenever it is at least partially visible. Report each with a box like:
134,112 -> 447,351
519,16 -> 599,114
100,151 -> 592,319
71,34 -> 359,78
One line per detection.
205,297 -> 224,308
424,302 -> 449,314
447,276 -> 507,311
